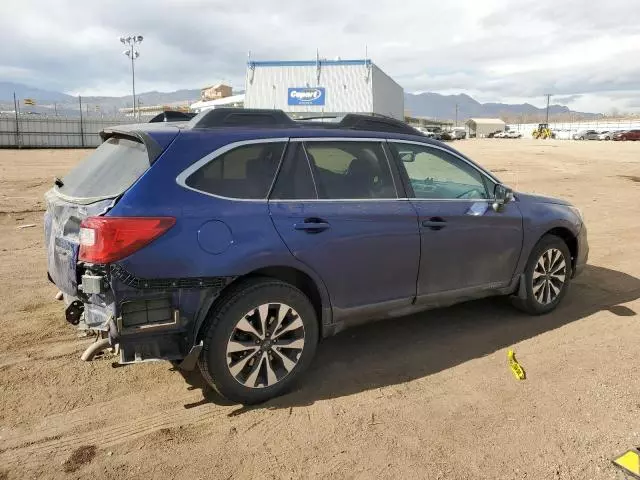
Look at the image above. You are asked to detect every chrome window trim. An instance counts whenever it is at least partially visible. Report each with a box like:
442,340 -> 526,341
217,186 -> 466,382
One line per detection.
175,137 -> 289,201
269,198 -> 413,203
268,198 -> 493,203
387,139 -> 501,185
176,136 -> 500,203
290,137 -> 385,143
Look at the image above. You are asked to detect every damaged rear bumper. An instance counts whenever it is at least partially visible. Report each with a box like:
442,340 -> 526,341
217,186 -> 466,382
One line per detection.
58,264 -> 233,369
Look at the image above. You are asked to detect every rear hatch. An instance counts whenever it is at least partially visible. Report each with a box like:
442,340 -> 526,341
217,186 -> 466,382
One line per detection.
44,128 -> 177,297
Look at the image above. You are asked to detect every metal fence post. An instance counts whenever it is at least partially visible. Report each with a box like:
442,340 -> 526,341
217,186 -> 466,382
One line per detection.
13,92 -> 20,148
78,96 -> 85,147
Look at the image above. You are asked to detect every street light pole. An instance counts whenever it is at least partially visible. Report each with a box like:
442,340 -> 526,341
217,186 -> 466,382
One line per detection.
119,35 -> 143,120
544,93 -> 552,124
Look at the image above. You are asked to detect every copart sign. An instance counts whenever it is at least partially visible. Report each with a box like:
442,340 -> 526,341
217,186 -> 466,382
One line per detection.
287,87 -> 326,106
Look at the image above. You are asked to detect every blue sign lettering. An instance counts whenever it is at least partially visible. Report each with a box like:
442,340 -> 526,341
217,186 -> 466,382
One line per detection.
288,87 -> 326,106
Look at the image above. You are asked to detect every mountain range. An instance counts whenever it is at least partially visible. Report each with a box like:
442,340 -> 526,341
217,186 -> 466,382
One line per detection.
0,81 -> 600,122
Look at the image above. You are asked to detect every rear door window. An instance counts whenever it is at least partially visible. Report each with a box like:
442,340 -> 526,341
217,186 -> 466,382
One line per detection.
185,142 -> 285,199
56,136 -> 150,201
303,141 -> 396,199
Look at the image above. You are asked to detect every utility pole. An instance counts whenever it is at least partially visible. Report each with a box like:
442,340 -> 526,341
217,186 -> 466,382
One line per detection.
544,93 -> 552,124
455,103 -> 458,127
119,35 -> 143,120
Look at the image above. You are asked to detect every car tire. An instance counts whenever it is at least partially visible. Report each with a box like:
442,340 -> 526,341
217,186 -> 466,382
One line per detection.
512,235 -> 572,315
579,136 -> 585,140
198,278 -> 319,404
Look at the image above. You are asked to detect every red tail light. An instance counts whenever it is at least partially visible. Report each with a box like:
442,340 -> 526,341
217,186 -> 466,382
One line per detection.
79,217 -> 176,264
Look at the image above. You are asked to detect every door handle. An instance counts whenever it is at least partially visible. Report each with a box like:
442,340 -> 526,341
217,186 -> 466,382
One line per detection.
294,219 -> 330,233
421,217 -> 446,230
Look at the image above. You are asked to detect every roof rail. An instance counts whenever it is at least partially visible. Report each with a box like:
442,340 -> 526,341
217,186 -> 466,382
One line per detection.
189,108 -> 295,129
148,110 -> 197,123
186,108 -> 422,136
338,114 -> 420,135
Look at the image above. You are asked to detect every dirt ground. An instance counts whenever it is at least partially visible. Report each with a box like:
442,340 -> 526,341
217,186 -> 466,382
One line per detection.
1,139 -> 639,480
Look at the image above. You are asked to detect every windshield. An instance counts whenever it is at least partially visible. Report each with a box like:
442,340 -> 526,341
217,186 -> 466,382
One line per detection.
56,136 -> 150,201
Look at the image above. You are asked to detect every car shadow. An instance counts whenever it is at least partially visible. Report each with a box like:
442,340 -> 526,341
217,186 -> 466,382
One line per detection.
179,265 -> 640,411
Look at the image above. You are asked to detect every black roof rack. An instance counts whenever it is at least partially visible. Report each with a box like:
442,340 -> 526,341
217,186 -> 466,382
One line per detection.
338,114 -> 418,135
187,108 -> 422,136
189,108 -> 295,129
149,110 -> 197,123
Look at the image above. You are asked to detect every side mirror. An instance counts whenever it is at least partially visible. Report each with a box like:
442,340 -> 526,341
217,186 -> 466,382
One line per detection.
399,151 -> 416,163
493,184 -> 514,211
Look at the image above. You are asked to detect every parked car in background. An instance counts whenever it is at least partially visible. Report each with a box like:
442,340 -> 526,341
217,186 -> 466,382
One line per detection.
572,130 -> 599,140
598,131 -> 613,140
487,130 -> 503,138
506,130 -> 523,139
613,129 -> 640,141
493,131 -> 508,138
451,127 -> 467,140
439,131 -> 454,141
44,109 -> 588,404
413,127 -> 435,138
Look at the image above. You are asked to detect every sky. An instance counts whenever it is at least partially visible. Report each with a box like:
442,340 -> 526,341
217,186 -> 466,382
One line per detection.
2,0 -> 639,113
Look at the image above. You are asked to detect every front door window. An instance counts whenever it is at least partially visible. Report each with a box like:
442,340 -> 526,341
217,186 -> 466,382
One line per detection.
390,143 -> 489,200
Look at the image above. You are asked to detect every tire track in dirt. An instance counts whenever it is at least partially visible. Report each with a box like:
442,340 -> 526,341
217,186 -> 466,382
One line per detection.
0,400 -> 229,469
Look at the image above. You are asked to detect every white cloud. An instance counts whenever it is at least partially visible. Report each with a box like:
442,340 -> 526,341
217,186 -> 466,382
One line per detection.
0,0 -> 639,112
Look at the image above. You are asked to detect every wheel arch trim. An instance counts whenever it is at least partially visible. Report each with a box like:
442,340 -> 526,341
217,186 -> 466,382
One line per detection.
191,263 -> 332,345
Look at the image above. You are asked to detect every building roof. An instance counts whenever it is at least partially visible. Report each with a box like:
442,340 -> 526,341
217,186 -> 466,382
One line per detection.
248,59 -> 372,68
201,83 -> 231,90
466,118 -> 506,125
190,94 -> 245,110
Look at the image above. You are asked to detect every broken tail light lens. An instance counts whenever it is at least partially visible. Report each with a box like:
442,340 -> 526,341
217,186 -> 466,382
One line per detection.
79,217 -> 176,264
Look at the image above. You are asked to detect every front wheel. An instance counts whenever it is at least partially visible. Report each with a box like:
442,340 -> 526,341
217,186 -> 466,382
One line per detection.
513,235 -> 572,315
198,279 -> 319,404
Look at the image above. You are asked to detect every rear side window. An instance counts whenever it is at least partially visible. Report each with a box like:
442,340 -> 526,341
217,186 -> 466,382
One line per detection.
185,142 -> 285,199
57,136 -> 150,200
304,141 -> 396,199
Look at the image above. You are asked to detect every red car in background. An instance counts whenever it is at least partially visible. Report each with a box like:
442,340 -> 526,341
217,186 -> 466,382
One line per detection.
612,129 -> 640,141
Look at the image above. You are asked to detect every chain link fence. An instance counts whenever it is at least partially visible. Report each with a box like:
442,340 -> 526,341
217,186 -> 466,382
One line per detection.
0,114 -> 138,148
507,119 -> 640,140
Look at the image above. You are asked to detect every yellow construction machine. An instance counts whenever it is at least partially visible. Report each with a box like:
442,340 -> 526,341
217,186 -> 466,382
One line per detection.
532,123 -> 555,139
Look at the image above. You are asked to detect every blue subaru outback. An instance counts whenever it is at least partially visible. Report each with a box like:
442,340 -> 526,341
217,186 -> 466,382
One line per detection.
45,109 -> 588,404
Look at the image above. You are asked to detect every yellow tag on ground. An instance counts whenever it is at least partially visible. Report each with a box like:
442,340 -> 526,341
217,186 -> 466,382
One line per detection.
507,350 -> 525,380
613,449 -> 640,478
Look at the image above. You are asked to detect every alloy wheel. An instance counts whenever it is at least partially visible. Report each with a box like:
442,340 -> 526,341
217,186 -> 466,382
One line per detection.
226,303 -> 305,389
532,248 -> 567,305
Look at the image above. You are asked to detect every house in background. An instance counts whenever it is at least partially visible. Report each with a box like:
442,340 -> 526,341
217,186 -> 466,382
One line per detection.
201,84 -> 233,101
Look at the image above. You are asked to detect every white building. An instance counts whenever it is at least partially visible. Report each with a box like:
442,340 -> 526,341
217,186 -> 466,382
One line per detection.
466,118 -> 506,137
190,94 -> 245,113
244,59 -> 404,120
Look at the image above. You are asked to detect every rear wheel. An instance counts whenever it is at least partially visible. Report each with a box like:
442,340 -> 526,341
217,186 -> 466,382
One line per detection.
198,279 -> 318,404
513,235 -> 572,315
